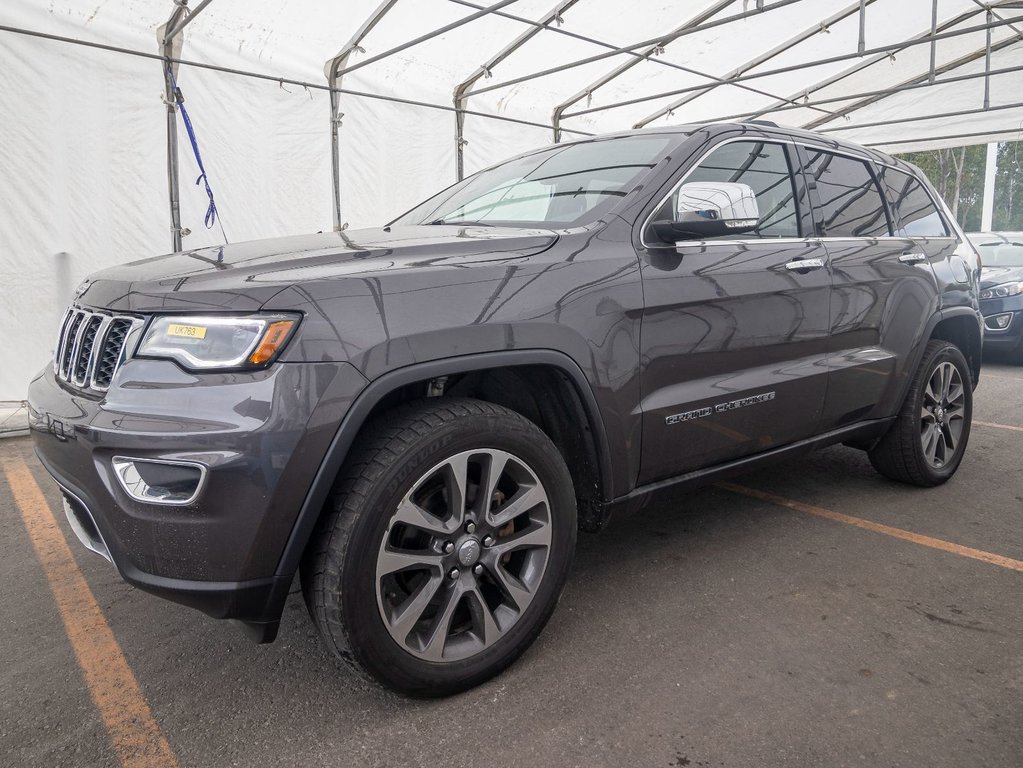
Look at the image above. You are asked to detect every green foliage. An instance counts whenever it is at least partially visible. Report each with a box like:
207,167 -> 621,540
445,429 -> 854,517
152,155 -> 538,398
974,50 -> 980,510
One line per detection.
895,141 -> 1023,232
995,141 -> 1023,231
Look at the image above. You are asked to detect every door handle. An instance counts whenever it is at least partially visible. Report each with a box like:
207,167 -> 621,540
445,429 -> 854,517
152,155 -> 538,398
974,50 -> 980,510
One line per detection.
784,257 -> 825,271
899,252 -> 927,264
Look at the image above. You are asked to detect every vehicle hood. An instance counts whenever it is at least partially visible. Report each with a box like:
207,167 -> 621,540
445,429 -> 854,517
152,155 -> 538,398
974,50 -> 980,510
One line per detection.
979,265 -> 1023,291
76,225 -> 560,313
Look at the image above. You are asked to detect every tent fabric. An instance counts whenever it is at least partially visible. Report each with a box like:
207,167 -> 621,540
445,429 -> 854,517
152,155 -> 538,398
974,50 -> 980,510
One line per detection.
1,0 -> 1021,399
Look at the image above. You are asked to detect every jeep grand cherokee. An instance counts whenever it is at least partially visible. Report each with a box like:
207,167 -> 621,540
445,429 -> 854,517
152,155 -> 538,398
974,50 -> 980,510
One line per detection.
29,122 -> 982,696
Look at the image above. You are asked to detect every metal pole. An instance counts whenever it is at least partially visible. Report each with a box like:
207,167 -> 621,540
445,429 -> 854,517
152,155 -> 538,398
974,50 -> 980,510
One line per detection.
929,0 -> 938,82
160,2 -> 188,253
324,0 -> 399,232
982,142 -> 998,231
858,0 -> 867,54
985,10 -> 993,110
455,1 -> 580,180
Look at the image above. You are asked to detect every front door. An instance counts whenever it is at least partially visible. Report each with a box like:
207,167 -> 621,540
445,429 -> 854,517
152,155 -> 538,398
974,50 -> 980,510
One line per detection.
636,138 -> 832,485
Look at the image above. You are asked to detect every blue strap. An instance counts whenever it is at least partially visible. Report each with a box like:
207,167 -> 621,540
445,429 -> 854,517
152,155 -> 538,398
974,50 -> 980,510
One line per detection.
167,65 -> 228,242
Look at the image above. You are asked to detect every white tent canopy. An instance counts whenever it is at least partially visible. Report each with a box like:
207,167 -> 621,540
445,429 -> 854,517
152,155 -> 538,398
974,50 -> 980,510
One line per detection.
1,0 -> 1022,400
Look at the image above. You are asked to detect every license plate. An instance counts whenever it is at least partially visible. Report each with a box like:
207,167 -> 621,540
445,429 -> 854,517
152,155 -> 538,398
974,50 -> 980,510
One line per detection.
167,323 -> 207,339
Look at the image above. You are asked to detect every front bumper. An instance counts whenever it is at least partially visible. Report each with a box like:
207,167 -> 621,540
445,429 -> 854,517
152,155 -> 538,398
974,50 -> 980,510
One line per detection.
980,297 -> 1023,352
28,357 -> 367,637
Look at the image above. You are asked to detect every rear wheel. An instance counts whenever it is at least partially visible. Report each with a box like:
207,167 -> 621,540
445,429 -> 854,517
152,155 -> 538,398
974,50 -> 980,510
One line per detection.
869,340 -> 973,487
301,398 -> 576,696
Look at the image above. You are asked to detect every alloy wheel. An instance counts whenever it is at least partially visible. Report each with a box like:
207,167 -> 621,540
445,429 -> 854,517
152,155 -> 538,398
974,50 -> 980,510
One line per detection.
920,360 -> 966,468
375,449 -> 552,662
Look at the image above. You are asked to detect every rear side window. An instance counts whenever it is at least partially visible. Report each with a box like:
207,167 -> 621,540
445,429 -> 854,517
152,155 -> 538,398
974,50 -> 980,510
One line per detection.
880,168 -> 949,237
679,140 -> 801,238
802,149 -> 890,238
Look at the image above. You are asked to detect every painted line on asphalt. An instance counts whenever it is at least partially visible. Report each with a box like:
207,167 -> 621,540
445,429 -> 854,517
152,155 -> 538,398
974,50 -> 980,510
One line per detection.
719,481 -> 1023,573
2,459 -> 178,768
974,419 -> 1023,432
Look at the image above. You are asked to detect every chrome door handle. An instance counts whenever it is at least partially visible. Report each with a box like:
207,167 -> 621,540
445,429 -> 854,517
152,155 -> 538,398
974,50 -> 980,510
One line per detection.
784,258 -> 825,271
899,252 -> 927,264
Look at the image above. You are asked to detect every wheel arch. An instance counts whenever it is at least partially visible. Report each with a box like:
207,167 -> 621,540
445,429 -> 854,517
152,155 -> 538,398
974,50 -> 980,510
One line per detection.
929,308 -> 983,386
275,350 -> 614,579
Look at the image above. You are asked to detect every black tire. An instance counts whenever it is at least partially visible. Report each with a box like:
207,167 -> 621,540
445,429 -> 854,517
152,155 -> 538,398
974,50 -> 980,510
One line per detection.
869,339 -> 973,487
301,398 -> 576,697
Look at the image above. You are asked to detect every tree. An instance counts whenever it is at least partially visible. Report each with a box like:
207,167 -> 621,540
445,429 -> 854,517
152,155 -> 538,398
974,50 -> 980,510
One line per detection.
994,141 -> 1023,231
896,141 -> 1023,232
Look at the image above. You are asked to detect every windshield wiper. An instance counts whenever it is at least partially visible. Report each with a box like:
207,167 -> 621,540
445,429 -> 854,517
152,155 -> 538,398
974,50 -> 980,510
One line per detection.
426,219 -> 494,226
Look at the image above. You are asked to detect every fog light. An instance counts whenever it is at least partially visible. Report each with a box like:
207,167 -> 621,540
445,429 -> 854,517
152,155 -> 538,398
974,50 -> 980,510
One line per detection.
984,312 -> 1013,331
112,457 -> 207,505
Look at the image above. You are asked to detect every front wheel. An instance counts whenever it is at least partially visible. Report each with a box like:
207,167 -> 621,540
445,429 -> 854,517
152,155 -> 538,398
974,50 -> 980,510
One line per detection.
301,398 -> 576,696
869,339 -> 973,487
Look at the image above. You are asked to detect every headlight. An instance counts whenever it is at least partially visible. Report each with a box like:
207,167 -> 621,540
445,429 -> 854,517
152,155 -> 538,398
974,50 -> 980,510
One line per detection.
137,314 -> 299,371
979,281 -> 1023,300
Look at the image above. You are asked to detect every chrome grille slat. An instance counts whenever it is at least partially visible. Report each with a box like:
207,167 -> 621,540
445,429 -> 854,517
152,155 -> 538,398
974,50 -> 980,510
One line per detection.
53,308 -> 74,374
53,306 -> 139,393
60,313 -> 86,379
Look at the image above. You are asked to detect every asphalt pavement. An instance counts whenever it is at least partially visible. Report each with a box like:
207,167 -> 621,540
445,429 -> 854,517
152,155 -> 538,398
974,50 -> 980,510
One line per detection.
1,362 -> 1020,768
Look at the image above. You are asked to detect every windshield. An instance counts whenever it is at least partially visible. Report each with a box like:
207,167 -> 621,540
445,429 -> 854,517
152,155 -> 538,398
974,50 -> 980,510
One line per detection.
968,234 -> 1023,267
392,134 -> 677,228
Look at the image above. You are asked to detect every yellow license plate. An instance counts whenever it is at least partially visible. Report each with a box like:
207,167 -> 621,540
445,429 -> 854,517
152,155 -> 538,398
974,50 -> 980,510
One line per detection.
167,323 -> 207,339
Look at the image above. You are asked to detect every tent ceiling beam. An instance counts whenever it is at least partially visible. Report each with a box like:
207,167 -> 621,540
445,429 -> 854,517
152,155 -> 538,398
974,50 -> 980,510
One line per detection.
747,5 -> 988,120
555,12 -> 1021,122
864,126 -> 1023,147
803,31 -> 1023,129
634,0 -> 879,129
549,0 -> 734,144
453,0 -> 581,181
691,63 -> 1023,127
333,0 -> 519,78
825,99 -> 1023,132
464,0 -> 805,99
448,0 -> 833,141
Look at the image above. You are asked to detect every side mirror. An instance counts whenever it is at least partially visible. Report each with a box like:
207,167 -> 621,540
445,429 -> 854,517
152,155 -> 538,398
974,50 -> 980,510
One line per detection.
651,182 -> 760,243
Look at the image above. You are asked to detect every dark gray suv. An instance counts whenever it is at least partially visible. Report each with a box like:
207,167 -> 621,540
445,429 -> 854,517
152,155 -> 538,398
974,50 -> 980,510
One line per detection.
29,122 -> 982,695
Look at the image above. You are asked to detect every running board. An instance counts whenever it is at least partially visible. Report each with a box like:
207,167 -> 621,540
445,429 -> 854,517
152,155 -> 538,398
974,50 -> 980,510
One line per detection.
612,418 -> 895,514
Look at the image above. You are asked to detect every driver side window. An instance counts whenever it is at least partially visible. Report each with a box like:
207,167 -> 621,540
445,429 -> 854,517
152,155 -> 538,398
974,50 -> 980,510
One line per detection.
658,141 -> 801,239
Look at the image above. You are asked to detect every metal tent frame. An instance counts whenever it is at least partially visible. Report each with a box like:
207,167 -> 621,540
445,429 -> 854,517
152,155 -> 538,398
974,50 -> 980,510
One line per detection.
4,0 -> 1022,248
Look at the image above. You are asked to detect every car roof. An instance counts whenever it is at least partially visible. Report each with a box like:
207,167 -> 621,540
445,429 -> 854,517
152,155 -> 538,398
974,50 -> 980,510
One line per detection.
556,122 -> 915,175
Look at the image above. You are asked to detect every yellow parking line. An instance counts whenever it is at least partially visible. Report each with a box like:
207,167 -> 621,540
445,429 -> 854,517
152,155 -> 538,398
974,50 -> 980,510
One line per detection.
719,482 -> 1023,573
2,459 -> 178,768
974,420 -> 1023,432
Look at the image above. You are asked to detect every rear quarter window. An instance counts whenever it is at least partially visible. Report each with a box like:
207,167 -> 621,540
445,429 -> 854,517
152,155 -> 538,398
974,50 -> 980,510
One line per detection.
879,168 -> 949,238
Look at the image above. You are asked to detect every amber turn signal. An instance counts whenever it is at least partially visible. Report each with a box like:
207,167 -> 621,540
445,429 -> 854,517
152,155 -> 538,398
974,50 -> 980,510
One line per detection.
248,320 -> 296,365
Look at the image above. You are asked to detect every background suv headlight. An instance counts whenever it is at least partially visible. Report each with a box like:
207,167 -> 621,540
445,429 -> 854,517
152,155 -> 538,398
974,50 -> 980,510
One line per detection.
979,282 -> 1023,300
136,314 -> 299,371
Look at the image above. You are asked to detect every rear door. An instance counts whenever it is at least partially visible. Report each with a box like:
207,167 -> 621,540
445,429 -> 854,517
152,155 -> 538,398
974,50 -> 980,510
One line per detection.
635,137 -> 831,485
797,146 -> 940,429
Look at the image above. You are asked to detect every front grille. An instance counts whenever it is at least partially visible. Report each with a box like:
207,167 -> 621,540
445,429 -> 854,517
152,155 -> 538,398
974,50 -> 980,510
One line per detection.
53,307 -> 139,393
